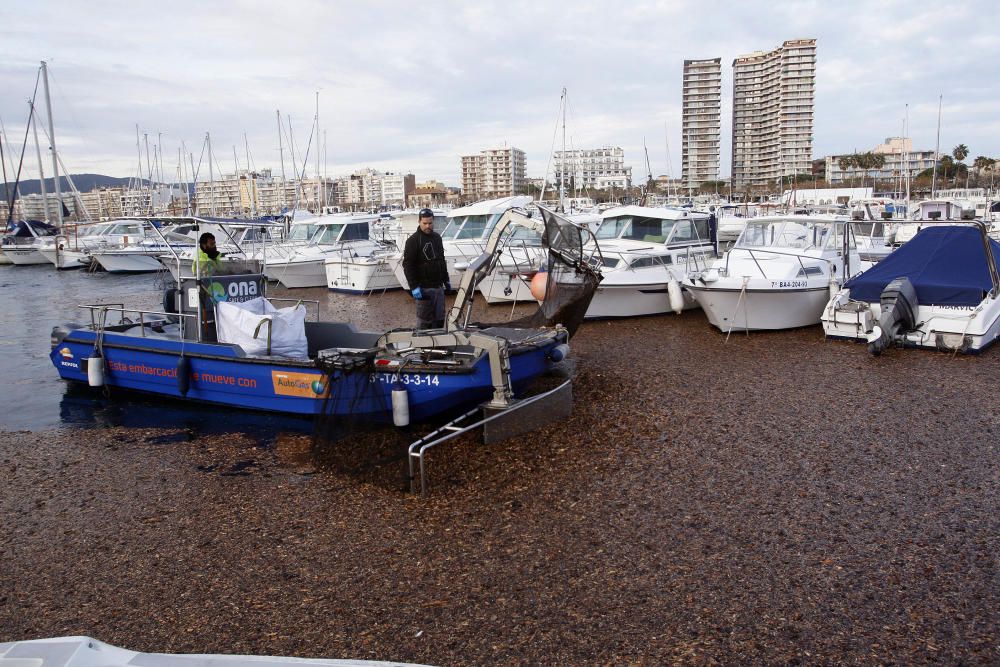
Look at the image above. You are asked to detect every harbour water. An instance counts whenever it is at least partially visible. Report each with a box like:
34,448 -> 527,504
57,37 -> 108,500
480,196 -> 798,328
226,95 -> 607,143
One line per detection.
0,264 -> 420,433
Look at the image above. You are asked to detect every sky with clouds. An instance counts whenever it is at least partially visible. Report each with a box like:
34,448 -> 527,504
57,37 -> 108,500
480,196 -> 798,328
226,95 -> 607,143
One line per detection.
1,0 -> 997,187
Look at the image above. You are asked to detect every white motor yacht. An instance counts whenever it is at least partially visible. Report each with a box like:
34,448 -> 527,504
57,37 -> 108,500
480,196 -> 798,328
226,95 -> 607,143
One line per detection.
42,219 -> 162,270
686,214 -> 869,331
585,206 -> 716,318
89,220 -> 189,273
822,222 -> 1000,354
265,213 -> 381,288
1,220 -> 59,265
321,211 -> 442,294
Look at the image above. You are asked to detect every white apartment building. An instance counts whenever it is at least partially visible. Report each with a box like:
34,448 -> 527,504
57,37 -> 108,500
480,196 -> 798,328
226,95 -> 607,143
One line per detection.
823,137 -> 939,184
553,146 -> 632,191
682,58 -> 722,189
194,170 -> 335,216
379,172 -> 415,206
732,38 -> 817,188
328,169 -> 415,209
17,192 -> 79,221
461,147 -> 526,200
78,187 -> 125,219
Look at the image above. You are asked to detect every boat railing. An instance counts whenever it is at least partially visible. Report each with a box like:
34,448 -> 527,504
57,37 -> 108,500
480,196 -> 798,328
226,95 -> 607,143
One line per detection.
680,246 -> 713,274
723,247 -> 835,280
78,303 -> 196,339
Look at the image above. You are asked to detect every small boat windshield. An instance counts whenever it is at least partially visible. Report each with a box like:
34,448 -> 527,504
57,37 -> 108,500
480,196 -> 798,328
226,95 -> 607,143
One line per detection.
105,222 -> 146,237
288,224 -> 318,242
597,215 -> 702,244
313,222 -> 370,244
441,214 -> 493,240
628,255 -> 672,268
313,224 -> 345,244
737,219 -> 845,250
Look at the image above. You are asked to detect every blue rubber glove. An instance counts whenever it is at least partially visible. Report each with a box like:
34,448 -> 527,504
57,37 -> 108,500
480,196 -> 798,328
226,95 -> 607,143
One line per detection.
411,287 -> 423,300
444,281 -> 452,292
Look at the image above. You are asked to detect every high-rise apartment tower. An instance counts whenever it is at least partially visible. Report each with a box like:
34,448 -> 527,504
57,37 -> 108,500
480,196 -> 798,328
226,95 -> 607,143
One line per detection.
461,146 -> 526,200
731,38 -> 816,188
681,58 -> 722,190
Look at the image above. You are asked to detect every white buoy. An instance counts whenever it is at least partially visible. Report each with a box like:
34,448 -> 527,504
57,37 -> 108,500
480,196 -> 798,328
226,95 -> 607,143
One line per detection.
391,380 -> 409,427
87,352 -> 104,387
667,279 -> 684,315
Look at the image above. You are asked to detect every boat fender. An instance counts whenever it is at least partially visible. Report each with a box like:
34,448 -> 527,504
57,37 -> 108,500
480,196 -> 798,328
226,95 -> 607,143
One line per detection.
548,343 -> 570,362
667,279 -> 684,314
176,356 -> 191,396
391,380 -> 410,427
87,350 -> 104,387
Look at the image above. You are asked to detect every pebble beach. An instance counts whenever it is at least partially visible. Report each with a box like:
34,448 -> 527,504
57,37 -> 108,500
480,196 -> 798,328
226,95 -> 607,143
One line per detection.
2,290 -> 999,664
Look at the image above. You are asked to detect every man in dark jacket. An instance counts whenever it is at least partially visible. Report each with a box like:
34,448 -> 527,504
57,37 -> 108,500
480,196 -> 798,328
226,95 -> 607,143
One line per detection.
402,208 -> 450,329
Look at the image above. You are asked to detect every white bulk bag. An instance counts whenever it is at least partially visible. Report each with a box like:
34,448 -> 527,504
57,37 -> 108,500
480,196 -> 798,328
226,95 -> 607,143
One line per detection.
215,297 -> 309,359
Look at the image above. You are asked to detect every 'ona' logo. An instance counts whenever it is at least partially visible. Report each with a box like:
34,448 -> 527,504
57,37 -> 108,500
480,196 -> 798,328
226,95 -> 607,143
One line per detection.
209,280 -> 260,302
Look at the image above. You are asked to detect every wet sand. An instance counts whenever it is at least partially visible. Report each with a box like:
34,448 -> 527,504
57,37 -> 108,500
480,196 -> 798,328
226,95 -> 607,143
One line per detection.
2,296 -> 999,664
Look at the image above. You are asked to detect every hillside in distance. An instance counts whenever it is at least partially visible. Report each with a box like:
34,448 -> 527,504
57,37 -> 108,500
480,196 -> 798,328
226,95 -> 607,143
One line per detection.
2,174 -> 162,197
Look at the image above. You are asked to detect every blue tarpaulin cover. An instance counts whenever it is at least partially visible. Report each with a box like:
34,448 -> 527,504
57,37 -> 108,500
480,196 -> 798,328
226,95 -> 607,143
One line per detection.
845,226 -> 1000,306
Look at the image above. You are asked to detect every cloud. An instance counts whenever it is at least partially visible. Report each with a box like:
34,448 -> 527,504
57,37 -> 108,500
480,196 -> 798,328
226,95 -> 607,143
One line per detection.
0,0 -> 997,186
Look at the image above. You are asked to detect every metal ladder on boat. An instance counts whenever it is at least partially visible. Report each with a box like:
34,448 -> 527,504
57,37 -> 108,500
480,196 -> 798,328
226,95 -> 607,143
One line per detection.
406,377 -> 572,496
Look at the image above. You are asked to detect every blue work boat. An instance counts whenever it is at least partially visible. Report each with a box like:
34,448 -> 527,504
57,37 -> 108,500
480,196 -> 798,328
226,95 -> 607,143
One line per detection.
50,207 -> 602,423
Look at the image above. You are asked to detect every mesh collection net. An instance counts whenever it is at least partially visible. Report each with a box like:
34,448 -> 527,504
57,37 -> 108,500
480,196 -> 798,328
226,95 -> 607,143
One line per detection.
494,207 -> 603,337
311,351 -> 403,473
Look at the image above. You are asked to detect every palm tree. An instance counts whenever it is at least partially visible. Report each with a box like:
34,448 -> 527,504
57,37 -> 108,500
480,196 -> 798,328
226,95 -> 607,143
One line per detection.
867,152 -> 886,190
938,155 -> 955,186
838,155 -> 856,186
952,144 -> 970,163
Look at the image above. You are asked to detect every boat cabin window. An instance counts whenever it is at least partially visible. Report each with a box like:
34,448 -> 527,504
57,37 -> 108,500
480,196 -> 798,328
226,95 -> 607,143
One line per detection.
171,225 -> 195,237
739,220 -> 813,249
595,217 -> 626,240
108,223 -> 144,236
820,223 -> 856,250
601,257 -> 622,268
441,214 -> 494,240
507,225 -> 542,243
79,225 -> 109,237
628,255 -> 671,269
314,224 -> 353,244
288,224 -> 318,242
340,222 -> 370,241
666,218 -> 710,244
796,265 -> 825,277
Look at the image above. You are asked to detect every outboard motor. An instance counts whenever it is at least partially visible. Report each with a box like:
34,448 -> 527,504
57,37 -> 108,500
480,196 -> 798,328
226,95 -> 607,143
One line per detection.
866,276 -> 919,356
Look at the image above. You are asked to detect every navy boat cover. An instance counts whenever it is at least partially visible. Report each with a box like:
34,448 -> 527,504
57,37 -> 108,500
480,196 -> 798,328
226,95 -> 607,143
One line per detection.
845,225 -> 1000,306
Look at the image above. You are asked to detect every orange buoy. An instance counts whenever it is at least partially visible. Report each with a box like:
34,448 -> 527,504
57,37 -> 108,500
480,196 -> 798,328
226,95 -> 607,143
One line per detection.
530,270 -> 547,301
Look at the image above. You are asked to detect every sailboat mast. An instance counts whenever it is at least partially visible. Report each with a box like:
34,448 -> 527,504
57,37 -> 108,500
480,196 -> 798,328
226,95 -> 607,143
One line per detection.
143,133 -> 153,214
559,87 -> 566,212
30,102 -> 49,222
931,94 -> 942,198
277,110 -> 286,211
315,92 -> 323,211
40,61 -> 63,227
207,132 -> 216,216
